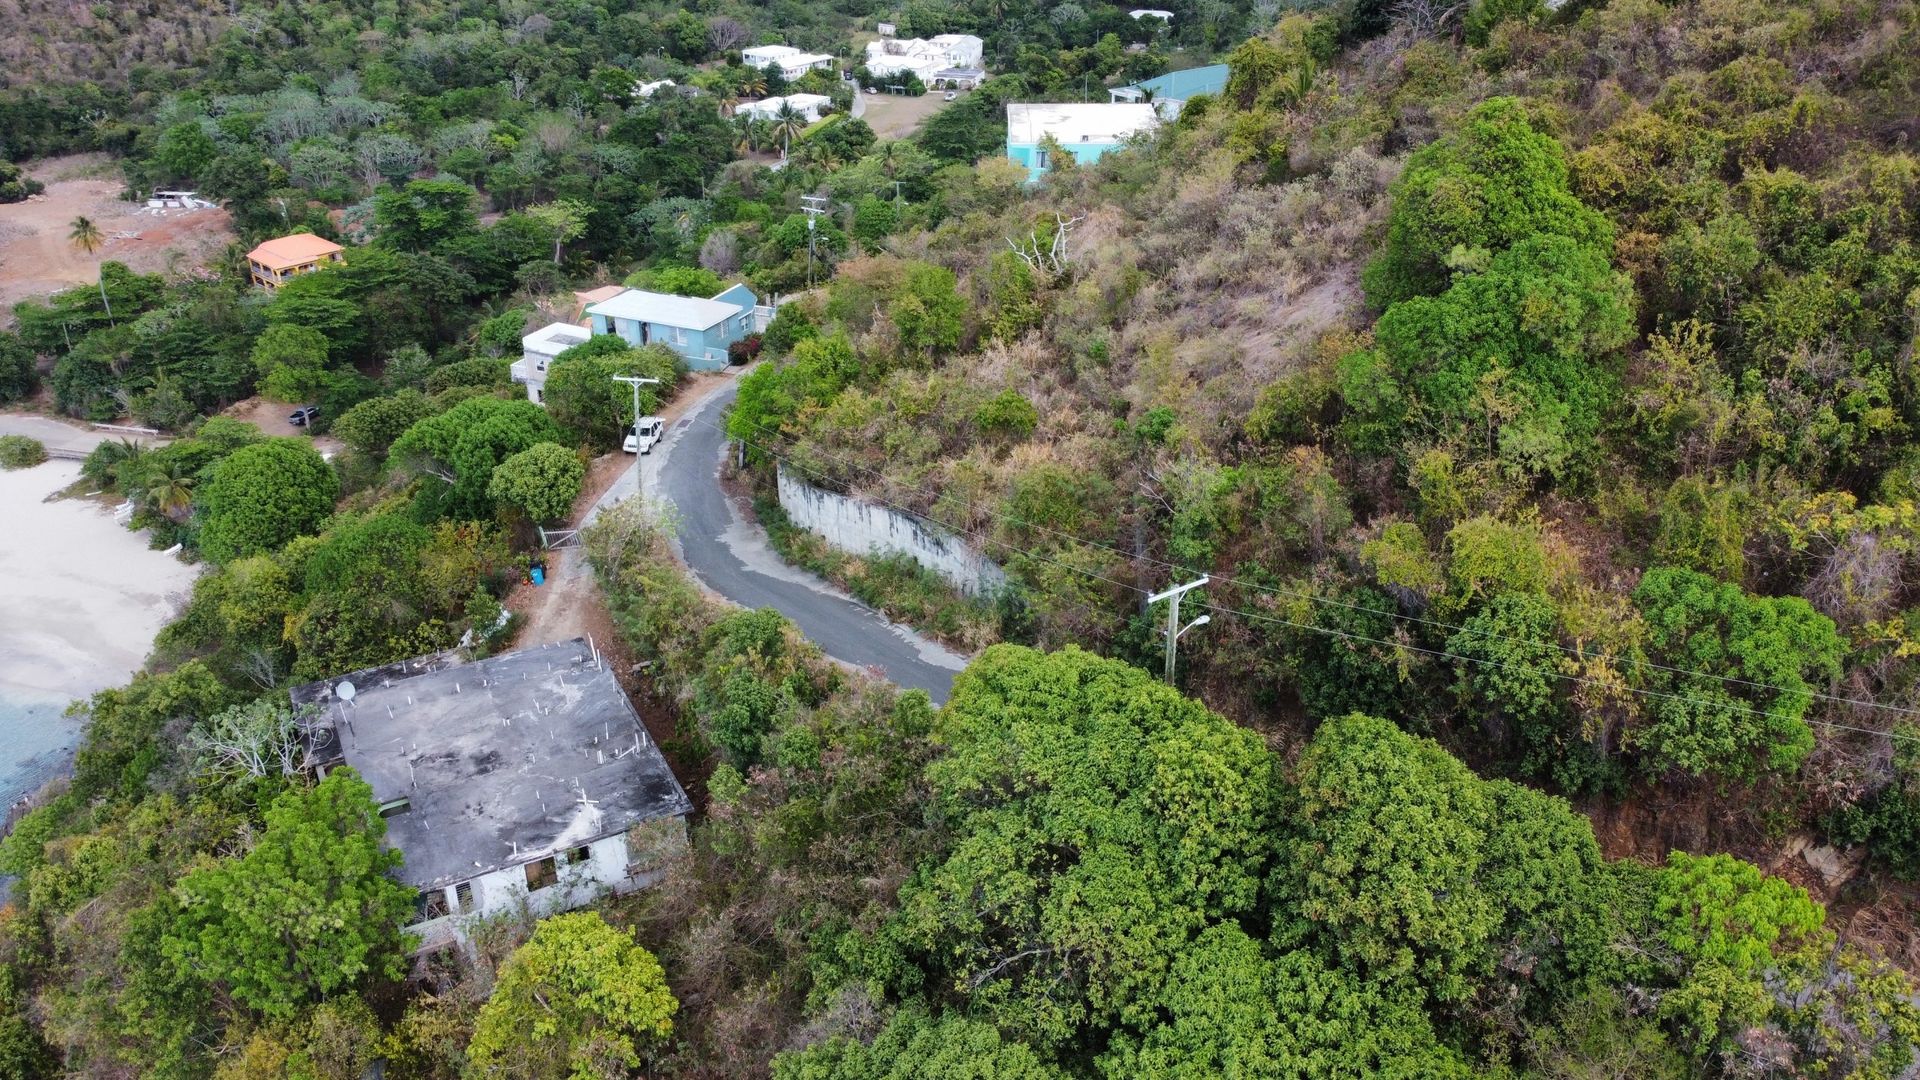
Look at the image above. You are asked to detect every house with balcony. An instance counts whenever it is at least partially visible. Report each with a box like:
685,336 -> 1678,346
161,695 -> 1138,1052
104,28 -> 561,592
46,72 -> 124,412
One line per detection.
586,282 -> 767,371
247,233 -> 345,290
292,639 -> 693,952
862,34 -> 986,87
1006,102 -> 1159,182
1109,63 -> 1229,120
742,44 -> 837,82
511,322 -> 591,404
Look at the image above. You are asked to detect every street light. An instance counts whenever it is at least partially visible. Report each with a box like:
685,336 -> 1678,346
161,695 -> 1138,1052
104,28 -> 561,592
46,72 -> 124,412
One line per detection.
1147,574 -> 1209,684
611,374 -> 662,499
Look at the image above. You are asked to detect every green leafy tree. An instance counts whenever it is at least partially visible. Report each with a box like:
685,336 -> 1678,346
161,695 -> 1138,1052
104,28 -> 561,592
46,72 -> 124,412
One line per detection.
162,769 -> 414,1018
197,439 -> 339,563
541,342 -> 684,450
489,441 -> 584,522
1653,852 -> 1829,1052
1271,713 -> 1499,1002
389,396 -> 562,519
525,198 -> 591,265
1351,234 -> 1635,482
251,323 -> 333,403
372,179 -> 478,252
467,911 -> 677,1080
891,262 -> 966,358
0,331 -> 36,402
776,1009 -> 1066,1080
152,122 -> 219,184
332,389 -> 434,456
1097,924 -> 1472,1079
1446,593 -> 1608,789
1631,567 -> 1844,781
886,645 -> 1278,1047
1362,97 -> 1612,307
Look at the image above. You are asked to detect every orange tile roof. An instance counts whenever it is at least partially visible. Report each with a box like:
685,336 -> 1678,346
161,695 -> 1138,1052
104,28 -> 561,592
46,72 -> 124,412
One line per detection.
247,233 -> 344,271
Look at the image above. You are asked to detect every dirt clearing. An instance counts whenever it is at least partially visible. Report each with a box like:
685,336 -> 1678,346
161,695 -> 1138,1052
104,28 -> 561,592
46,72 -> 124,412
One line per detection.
858,90 -> 955,140
0,154 -> 235,315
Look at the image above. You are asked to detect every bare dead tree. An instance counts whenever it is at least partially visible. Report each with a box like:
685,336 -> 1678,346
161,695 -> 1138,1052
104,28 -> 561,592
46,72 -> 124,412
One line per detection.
1005,212 -> 1087,277
1392,0 -> 1466,38
188,699 -> 305,778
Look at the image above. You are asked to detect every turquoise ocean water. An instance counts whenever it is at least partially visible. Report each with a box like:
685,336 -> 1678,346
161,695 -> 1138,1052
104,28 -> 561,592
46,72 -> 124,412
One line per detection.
0,688 -> 83,812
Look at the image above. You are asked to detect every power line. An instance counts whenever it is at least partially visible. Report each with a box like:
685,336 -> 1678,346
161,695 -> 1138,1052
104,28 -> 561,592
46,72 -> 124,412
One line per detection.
712,406 -> 1920,722
690,411 -> 1920,747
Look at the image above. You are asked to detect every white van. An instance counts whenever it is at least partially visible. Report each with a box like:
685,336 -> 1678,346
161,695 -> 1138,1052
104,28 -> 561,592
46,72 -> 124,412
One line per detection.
622,416 -> 666,454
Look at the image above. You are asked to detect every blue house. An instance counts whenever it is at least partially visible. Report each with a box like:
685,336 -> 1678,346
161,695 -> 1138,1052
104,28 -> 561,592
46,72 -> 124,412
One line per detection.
1110,63 -> 1230,120
1005,102 -> 1159,183
586,283 -> 765,371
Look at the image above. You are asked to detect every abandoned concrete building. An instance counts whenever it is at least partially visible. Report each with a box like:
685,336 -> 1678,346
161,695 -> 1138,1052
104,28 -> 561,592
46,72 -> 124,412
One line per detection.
292,638 -> 692,948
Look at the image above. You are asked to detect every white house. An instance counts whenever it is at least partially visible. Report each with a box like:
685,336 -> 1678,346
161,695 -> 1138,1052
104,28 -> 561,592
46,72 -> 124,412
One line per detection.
1129,8 -> 1175,21
510,322 -> 591,404
876,21 -> 897,36
633,78 -> 676,99
862,34 -> 985,85
735,93 -> 833,124
292,640 -> 693,952
741,44 -> 837,82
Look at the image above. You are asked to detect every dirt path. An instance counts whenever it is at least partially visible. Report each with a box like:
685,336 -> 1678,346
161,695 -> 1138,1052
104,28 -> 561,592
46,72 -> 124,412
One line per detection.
0,154 -> 234,315
504,371 -> 738,651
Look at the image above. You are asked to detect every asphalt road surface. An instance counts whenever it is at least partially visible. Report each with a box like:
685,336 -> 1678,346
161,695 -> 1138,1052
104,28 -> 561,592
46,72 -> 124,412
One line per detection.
649,380 -> 965,703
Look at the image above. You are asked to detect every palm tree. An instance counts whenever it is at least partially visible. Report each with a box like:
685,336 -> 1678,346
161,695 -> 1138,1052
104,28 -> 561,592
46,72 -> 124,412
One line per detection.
82,437 -> 144,490
739,70 -> 768,99
68,216 -> 113,324
142,457 -> 196,522
772,102 -> 806,159
69,215 -> 102,254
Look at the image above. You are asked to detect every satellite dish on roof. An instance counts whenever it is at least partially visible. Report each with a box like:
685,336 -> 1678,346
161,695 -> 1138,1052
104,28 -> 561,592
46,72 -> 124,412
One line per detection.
336,680 -> 357,703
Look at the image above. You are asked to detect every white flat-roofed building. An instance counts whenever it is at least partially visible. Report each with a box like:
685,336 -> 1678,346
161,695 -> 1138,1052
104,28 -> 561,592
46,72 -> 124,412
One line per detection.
510,322 -> 591,404
742,44 -> 837,81
1006,102 -> 1159,181
735,93 -> 833,123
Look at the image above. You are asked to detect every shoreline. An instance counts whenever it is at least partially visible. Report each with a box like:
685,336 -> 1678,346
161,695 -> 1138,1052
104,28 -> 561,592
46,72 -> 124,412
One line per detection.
0,459 -> 201,808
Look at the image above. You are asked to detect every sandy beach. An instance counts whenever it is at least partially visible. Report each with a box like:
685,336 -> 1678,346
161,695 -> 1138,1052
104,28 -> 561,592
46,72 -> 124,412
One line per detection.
0,459 -> 200,804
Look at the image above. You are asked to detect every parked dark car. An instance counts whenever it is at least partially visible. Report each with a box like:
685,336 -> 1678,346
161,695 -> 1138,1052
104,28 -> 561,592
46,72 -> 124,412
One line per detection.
289,405 -> 320,426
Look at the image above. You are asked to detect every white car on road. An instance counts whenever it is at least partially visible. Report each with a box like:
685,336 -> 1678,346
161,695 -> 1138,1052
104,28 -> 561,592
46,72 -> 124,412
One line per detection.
623,416 -> 666,454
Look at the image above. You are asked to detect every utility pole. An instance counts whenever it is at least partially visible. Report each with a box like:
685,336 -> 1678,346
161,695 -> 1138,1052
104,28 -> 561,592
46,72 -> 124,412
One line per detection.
611,374 -> 662,500
800,194 -> 829,289
1148,574 -> 1210,685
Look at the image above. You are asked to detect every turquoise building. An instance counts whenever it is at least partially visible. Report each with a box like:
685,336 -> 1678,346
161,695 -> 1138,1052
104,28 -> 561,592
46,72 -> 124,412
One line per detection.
1110,63 -> 1231,119
1005,102 -> 1160,182
586,283 -> 765,371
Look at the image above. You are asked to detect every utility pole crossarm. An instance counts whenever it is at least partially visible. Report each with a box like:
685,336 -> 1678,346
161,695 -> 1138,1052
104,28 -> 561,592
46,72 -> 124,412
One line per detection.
1149,575 -> 1210,684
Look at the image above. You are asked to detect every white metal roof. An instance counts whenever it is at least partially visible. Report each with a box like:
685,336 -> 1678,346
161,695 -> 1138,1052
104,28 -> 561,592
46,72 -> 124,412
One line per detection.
588,288 -> 747,330
1006,102 -> 1159,146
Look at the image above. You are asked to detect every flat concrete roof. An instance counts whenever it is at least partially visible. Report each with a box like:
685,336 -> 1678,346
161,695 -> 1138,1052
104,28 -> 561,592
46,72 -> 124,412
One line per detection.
1007,102 -> 1159,146
522,321 -> 591,358
291,639 -> 691,892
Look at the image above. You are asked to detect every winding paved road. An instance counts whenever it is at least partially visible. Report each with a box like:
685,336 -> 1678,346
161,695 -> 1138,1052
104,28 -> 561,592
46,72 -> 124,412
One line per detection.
644,379 -> 965,703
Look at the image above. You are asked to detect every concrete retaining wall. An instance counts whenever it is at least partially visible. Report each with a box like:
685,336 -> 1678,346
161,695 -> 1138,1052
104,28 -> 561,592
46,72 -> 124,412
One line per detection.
777,464 -> 1008,596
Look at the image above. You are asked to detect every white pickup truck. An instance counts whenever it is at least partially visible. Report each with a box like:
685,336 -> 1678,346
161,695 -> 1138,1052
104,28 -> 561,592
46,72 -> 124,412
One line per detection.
622,416 -> 666,454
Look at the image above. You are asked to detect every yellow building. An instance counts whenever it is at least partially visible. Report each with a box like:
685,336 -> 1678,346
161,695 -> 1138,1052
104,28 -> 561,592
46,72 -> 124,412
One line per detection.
246,233 -> 345,289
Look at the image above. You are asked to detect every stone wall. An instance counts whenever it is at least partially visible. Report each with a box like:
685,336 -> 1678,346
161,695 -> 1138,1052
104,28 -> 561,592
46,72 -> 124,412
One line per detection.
776,464 -> 1008,596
